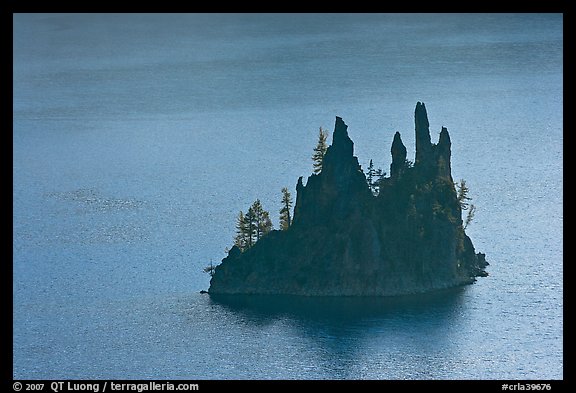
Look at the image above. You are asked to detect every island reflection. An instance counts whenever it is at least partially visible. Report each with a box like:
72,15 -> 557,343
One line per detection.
209,287 -> 467,324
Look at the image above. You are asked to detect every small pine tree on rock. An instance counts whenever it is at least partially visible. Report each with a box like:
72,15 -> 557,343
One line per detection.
312,127 -> 328,174
279,187 -> 293,230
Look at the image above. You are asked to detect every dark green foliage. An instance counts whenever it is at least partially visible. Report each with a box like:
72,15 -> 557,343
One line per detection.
233,211 -> 248,251
244,206 -> 256,248
203,260 -> 216,277
456,179 -> 476,229
366,159 -> 386,196
372,168 -> 386,196
234,200 -> 274,252
366,159 -> 375,190
251,199 -> 273,241
464,204 -> 476,229
279,187 -> 293,230
456,179 -> 471,210
312,127 -> 328,174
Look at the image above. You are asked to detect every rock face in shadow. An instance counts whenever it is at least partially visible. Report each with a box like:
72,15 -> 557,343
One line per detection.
209,103 -> 488,296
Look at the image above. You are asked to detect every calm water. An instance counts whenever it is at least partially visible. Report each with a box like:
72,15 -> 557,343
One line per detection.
13,13 -> 563,379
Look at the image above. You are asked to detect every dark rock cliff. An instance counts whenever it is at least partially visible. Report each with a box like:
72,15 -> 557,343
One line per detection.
209,103 -> 487,296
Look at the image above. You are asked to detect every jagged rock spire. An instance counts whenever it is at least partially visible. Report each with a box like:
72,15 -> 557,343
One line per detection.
292,116 -> 369,227
436,126 -> 452,179
329,116 -> 354,158
438,126 -> 451,146
390,131 -> 407,179
415,102 -> 432,166
321,116 -> 359,181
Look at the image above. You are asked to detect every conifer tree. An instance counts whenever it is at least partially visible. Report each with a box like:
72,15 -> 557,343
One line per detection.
233,200 -> 274,252
456,179 -> 476,229
250,199 -> 273,241
258,209 -> 273,239
366,160 -> 386,196
372,168 -> 386,195
456,179 -> 472,210
203,260 -> 216,276
244,206 -> 256,249
312,127 -> 328,174
366,159 -> 375,191
279,187 -> 293,230
233,211 -> 248,251
464,204 -> 476,230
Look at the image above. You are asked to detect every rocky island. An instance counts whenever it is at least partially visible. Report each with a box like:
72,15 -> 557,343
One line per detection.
209,103 -> 487,296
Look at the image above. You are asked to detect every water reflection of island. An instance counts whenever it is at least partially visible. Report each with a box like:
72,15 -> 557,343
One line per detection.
210,287 -> 466,322
209,288 -> 470,379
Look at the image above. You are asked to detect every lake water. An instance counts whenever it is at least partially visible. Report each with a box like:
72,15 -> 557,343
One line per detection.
13,13 -> 563,379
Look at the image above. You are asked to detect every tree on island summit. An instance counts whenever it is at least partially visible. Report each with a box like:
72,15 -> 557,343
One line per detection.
372,167 -> 386,195
234,199 -> 273,252
251,199 -> 273,242
244,206 -> 256,249
233,211 -> 249,251
279,187 -> 293,230
366,159 -> 375,189
366,159 -> 386,196
312,127 -> 329,174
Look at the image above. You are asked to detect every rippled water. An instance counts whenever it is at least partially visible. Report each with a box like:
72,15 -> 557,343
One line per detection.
13,13 -> 562,379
